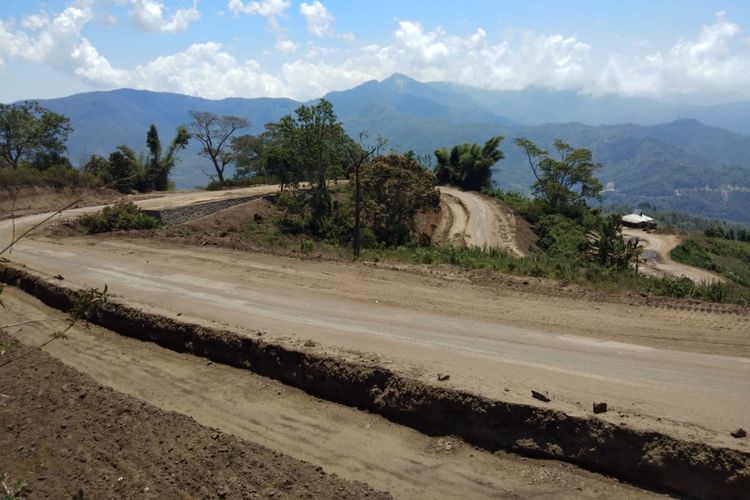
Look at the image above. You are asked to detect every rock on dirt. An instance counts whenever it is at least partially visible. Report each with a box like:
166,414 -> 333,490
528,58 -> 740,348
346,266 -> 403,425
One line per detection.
731,428 -> 747,439
531,390 -> 551,403
593,402 -> 608,414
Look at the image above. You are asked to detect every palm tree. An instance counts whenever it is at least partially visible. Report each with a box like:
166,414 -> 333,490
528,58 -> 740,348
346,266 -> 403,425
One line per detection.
434,136 -> 504,191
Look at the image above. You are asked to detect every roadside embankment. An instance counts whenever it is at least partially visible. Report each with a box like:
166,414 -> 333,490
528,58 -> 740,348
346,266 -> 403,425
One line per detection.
1,262 -> 748,499
143,194 -> 270,225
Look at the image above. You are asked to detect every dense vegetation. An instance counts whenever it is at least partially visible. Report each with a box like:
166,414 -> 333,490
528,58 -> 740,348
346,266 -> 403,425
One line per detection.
671,237 -> 750,287
78,202 -> 161,234
3,98 -> 747,306
434,136 -> 504,191
0,101 -> 190,195
31,83 -> 750,224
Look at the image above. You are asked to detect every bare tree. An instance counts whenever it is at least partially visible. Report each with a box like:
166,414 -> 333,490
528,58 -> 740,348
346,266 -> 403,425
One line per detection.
348,132 -> 387,257
188,111 -> 248,184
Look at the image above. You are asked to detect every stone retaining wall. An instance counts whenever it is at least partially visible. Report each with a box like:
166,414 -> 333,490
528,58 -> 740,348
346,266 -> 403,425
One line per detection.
144,195 -> 264,225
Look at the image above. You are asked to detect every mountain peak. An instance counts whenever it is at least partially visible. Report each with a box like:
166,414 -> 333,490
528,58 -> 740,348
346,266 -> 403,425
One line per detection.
380,73 -> 423,91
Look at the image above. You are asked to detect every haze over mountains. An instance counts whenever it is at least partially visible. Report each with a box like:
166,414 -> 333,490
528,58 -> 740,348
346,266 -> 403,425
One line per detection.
29,73 -> 750,224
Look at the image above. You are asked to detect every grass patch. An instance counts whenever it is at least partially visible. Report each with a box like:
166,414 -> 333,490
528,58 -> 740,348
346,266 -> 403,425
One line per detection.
78,202 -> 161,234
672,237 -> 750,287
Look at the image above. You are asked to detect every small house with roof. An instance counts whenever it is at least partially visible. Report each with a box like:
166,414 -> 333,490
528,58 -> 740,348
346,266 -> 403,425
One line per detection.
621,211 -> 657,230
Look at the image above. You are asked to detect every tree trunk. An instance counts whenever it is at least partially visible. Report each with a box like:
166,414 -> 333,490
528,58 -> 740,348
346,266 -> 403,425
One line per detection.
354,162 -> 361,258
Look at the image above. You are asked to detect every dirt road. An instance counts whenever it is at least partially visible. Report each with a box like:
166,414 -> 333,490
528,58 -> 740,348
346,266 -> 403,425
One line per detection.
623,228 -> 726,283
2,188 -> 749,458
0,325 -> 386,499
1,289 -> 659,499
438,186 -> 526,255
1,201 -> 748,458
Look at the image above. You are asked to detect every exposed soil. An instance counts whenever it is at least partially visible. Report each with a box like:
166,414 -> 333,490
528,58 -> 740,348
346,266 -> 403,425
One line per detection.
4,186 -> 750,499
0,330 -> 389,500
0,186 -> 131,220
438,186 -> 534,255
1,267 -> 748,499
623,227 -> 727,283
1,287 -> 664,500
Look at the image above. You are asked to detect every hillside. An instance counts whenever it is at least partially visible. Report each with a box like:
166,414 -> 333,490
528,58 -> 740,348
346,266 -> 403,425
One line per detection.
30,74 -> 750,224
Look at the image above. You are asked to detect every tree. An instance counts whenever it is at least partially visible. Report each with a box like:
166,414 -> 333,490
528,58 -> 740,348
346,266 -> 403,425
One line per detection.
514,137 -> 603,214
348,132 -> 387,257
232,133 -> 269,179
292,99 -> 345,222
361,154 -> 440,246
82,154 -> 112,182
587,213 -> 642,271
107,146 -> 143,193
262,100 -> 349,233
0,101 -> 72,169
434,136 -> 504,191
146,124 -> 189,191
188,111 -> 248,184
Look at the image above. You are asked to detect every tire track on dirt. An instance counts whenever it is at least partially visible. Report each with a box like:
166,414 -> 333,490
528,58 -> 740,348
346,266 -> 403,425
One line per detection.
438,186 -> 526,256
622,228 -> 726,283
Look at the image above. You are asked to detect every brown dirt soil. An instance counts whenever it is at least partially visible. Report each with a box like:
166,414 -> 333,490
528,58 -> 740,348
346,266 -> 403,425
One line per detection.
1,287 -> 665,500
1,268 -> 748,499
183,197 -> 275,233
0,331 -> 389,500
113,208 -> 748,316
413,208 -> 442,243
0,186 -> 126,220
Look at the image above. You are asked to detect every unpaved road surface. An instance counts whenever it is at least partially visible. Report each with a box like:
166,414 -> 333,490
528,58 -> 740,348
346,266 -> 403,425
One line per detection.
438,186 -> 527,255
623,228 -> 726,283
0,325 -> 386,499
1,193 -> 749,458
1,289 -> 660,499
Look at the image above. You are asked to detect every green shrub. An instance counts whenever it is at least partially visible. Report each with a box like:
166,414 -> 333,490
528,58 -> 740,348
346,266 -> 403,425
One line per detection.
78,202 -> 160,234
671,239 -> 715,270
0,165 -> 99,190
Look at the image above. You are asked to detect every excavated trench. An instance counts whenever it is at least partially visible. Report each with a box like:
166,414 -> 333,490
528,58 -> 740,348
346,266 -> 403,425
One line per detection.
1,262 -> 748,499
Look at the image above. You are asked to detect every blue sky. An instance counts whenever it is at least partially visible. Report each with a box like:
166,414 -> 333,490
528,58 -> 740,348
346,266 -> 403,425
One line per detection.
1,1 -> 749,103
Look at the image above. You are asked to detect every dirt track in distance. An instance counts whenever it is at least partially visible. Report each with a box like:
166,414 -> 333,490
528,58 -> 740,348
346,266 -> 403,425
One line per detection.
623,228 -> 726,283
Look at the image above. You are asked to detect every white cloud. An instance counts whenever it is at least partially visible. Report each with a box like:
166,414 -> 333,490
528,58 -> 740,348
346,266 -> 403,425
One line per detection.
593,11 -> 749,98
129,0 -> 200,33
275,39 -> 297,52
228,0 -> 290,17
2,4 -> 749,103
299,1 -> 352,40
300,1 -> 332,37
130,42 -> 286,98
21,13 -> 50,31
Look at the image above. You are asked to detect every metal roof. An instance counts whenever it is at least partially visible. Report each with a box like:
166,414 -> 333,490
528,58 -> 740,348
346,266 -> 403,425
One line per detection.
622,213 -> 655,224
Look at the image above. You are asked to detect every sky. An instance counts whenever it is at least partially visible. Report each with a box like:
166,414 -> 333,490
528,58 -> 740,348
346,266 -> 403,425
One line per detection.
1,1 -> 749,103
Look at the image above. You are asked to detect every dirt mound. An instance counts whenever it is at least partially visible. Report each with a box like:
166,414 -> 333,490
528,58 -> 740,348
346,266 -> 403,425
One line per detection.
0,331 -> 389,499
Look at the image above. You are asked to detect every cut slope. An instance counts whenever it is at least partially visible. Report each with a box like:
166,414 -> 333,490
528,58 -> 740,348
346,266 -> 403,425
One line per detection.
438,186 -> 530,256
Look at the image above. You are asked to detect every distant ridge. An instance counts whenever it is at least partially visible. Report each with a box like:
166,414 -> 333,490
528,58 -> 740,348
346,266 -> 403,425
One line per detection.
25,74 -> 750,224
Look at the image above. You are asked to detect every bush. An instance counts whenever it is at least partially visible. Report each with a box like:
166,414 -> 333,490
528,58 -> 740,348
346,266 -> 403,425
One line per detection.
671,239 -> 715,270
0,165 -> 98,190
78,202 -> 161,234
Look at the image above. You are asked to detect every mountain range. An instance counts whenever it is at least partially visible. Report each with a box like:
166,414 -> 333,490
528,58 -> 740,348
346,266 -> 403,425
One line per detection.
26,73 -> 750,224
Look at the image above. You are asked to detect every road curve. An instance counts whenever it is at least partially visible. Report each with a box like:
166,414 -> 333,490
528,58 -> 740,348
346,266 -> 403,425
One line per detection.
1,192 -> 748,453
622,228 -> 726,283
438,186 -> 525,256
